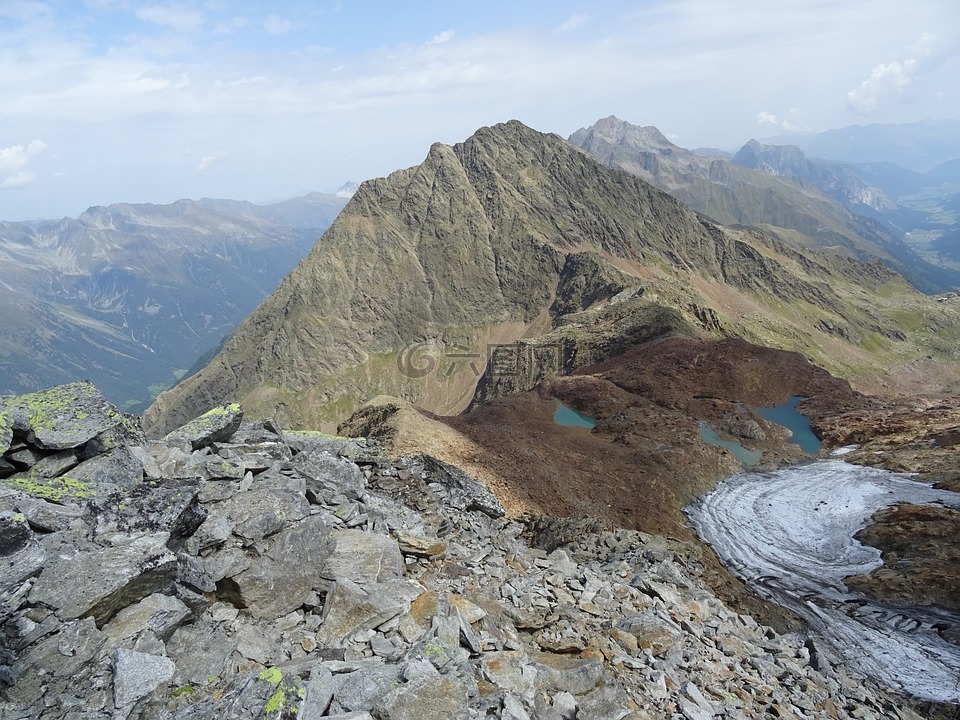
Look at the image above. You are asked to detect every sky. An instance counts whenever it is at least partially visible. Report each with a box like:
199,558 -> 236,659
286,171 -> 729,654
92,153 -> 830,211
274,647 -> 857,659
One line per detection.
1,0 -> 958,221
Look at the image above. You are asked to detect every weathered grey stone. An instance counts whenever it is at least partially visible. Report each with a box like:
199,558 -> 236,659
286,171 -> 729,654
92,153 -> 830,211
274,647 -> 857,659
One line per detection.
299,664 -> 336,719
374,674 -> 470,720
615,610 -> 681,657
163,404 -> 244,451
481,651 -> 537,702
165,620 -> 237,685
229,514 -> 334,619
321,529 -> 404,586
395,531 -> 446,558
103,593 -> 191,648
218,486 -> 311,544
13,494 -> 83,532
0,516 -> 45,619
0,405 -> 12,455
7,446 -> 50,470
576,684 -> 632,720
68,445 -> 146,492
531,652 -> 604,695
235,623 -> 281,665
92,479 -> 205,545
552,691 -> 578,720
9,617 -> 106,707
5,382 -> 133,451
318,578 -> 422,645
502,694 -> 532,720
328,662 -> 402,714
293,450 -> 366,503
113,649 -> 176,708
29,532 -> 177,626
420,455 -> 504,518
187,511 -> 234,553
181,454 -> 245,481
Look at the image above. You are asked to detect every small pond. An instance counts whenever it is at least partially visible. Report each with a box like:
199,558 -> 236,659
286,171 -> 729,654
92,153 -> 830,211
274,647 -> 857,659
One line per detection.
756,396 -> 821,454
697,422 -> 763,466
553,403 -> 597,429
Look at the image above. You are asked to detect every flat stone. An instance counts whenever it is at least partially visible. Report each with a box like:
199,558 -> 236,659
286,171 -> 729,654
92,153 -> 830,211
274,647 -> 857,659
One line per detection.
163,404 -> 244,451
530,652 -> 604,695
293,450 -> 367,503
229,514 -> 334,619
103,593 -> 191,647
165,620 -> 236,686
113,649 -> 175,708
576,684 -> 632,720
321,529 -> 404,586
329,662 -> 403,714
8,617 -> 106,707
318,578 -> 422,645
4,382 -> 136,451
374,675 -> 470,720
0,515 -> 45,594
29,532 -> 177,627
481,651 -> 537,702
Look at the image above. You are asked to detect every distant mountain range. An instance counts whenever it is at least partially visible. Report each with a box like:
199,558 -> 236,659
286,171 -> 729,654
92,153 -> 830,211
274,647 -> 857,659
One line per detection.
0,192 -> 347,409
569,116 -> 960,291
766,119 -> 960,171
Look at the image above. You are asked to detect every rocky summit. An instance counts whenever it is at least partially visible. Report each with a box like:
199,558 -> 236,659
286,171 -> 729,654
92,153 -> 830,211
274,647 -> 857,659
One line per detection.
1,382 -> 945,720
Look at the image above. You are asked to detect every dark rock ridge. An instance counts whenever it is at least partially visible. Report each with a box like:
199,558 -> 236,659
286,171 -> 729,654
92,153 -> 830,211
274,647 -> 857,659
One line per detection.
1,382 -> 939,719
145,120 -> 960,435
0,193 -> 345,409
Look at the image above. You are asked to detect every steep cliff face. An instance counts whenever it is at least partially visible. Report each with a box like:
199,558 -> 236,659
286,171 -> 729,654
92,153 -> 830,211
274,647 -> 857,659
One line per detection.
145,121 -> 960,434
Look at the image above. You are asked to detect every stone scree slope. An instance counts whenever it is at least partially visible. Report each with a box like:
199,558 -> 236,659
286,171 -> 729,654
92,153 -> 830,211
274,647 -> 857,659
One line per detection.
0,382 -> 932,719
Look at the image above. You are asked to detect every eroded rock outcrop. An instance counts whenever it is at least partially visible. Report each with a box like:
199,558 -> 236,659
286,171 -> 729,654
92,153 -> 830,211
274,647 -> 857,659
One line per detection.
0,383 -> 942,718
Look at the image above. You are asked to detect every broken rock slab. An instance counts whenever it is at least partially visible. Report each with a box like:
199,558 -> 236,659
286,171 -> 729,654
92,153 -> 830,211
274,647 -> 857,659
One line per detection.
163,404 -> 244,451
113,648 -> 176,709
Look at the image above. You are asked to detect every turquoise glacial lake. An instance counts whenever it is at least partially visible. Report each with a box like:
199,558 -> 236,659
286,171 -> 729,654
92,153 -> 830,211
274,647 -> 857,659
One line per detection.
553,403 -> 597,429
698,395 -> 821,465
697,422 -> 763,466
756,396 -> 821,454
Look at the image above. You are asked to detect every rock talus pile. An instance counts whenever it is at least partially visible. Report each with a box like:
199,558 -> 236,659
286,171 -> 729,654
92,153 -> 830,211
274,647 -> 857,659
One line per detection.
0,383 -> 932,719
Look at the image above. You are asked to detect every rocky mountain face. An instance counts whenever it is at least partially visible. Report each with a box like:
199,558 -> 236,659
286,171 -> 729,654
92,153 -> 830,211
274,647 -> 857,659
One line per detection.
0,194 -> 345,410
569,116 -> 960,293
144,121 -> 960,436
1,382 -> 949,720
731,139 -> 897,214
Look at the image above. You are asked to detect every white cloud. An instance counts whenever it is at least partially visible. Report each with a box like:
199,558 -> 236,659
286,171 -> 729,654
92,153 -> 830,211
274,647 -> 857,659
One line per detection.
137,3 -> 203,32
0,140 -> 48,189
264,15 -> 293,36
847,59 -> 916,115
426,30 -> 455,45
754,109 -> 806,134
846,32 -> 959,115
194,151 -> 229,172
556,14 -> 588,33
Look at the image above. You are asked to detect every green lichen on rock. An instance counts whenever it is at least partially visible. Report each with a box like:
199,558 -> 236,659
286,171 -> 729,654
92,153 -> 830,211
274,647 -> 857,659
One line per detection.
5,474 -> 95,502
258,667 -> 282,686
258,667 -> 304,717
4,381 -> 132,451
163,403 -> 244,450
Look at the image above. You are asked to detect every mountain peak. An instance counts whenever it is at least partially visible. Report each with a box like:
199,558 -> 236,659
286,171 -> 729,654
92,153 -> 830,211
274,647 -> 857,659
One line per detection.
571,117 -> 677,155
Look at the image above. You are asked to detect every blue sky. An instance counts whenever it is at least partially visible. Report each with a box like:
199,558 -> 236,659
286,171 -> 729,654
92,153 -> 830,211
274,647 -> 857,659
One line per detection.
1,0 -> 958,220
